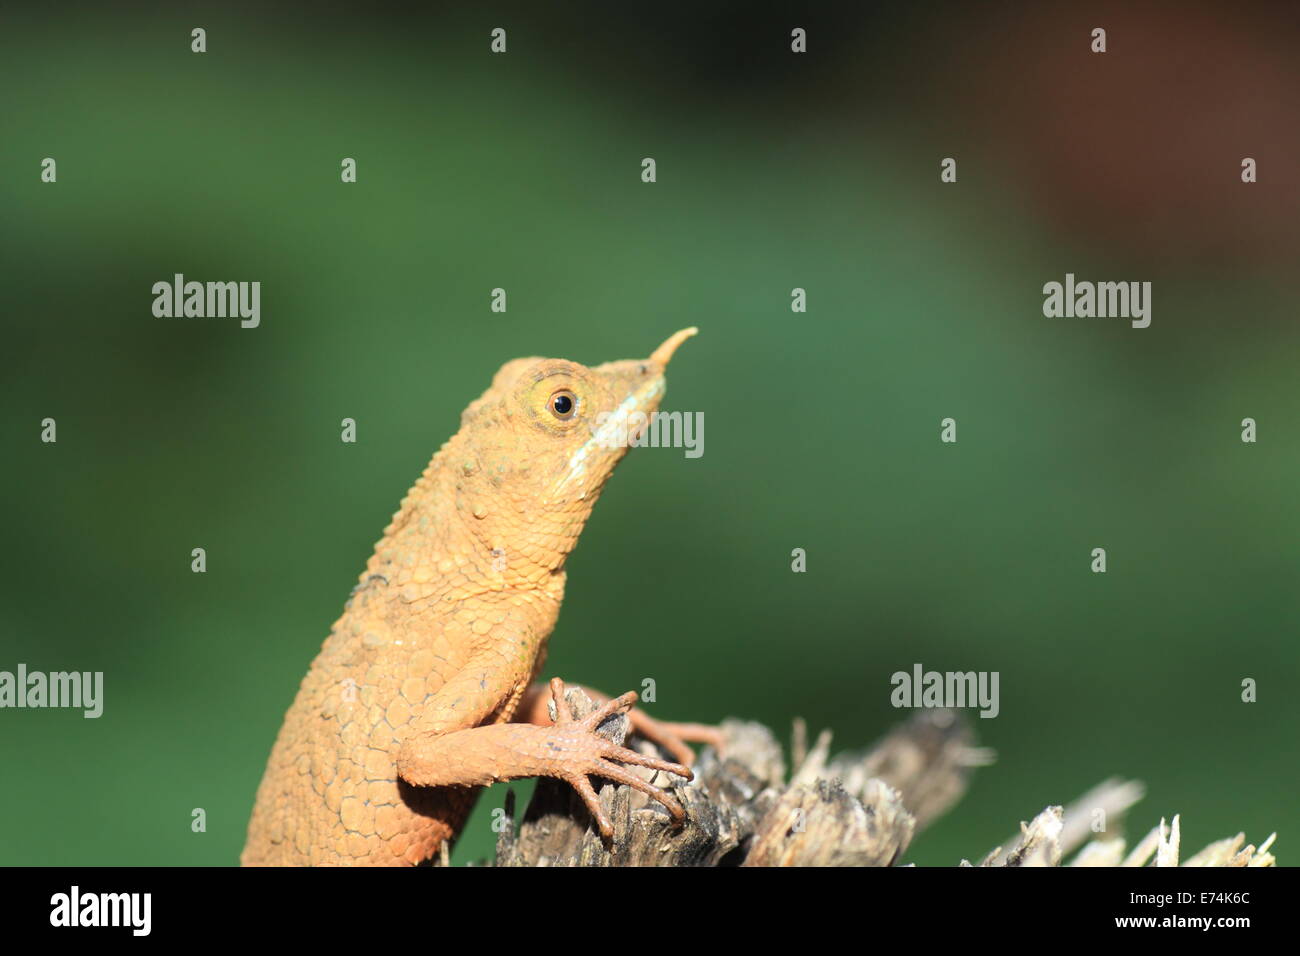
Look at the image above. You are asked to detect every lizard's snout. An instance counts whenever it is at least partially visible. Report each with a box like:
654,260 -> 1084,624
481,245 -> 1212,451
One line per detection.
586,327 -> 697,426
550,329 -> 697,498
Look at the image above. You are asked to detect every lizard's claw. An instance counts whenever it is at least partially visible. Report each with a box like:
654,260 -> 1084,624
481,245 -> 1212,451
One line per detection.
547,678 -> 692,840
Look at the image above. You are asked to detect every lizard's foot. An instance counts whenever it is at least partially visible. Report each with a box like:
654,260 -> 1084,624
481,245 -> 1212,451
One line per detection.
519,680 -> 725,767
544,678 -> 693,840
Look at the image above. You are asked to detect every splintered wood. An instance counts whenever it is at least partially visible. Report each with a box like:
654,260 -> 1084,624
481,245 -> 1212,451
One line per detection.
488,689 -> 1276,867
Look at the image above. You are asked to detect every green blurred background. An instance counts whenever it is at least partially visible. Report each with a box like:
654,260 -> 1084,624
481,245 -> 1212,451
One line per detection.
2,2 -> 1297,866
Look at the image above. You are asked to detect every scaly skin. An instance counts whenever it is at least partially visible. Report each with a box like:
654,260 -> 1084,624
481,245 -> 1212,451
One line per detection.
242,329 -> 702,866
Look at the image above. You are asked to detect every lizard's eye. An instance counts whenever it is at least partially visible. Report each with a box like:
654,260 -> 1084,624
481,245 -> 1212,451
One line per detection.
547,389 -> 578,420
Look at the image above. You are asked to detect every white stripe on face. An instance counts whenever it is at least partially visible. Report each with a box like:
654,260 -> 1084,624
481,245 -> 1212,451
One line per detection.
555,377 -> 664,498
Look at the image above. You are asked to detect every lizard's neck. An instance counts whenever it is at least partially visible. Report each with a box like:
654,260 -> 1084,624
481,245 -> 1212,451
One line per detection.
364,440 -> 574,604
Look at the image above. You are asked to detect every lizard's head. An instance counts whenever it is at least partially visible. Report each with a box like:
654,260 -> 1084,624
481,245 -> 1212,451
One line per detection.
454,328 -> 697,571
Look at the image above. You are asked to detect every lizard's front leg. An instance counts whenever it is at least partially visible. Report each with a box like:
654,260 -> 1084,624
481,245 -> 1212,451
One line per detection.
397,678 -> 692,839
516,680 -> 725,767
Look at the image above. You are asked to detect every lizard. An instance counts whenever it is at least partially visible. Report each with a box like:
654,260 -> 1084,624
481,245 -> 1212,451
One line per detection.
241,327 -> 716,866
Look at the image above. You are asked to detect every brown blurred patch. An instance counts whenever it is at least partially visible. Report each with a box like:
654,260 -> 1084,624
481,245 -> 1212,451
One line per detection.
946,2 -> 1300,265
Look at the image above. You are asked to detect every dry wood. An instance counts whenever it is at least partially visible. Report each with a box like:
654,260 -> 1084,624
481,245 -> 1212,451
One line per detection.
487,689 -> 1277,867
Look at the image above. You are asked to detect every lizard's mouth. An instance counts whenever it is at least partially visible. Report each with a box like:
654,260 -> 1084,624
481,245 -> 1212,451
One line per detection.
597,326 -> 697,444
552,328 -> 697,499
626,325 -> 696,443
